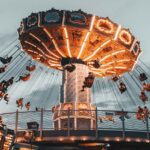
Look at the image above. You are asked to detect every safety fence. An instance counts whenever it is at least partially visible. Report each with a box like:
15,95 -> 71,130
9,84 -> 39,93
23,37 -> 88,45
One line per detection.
0,109 -> 150,140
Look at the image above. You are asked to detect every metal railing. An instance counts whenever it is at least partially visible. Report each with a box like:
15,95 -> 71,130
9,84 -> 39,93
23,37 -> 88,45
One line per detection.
0,109 -> 150,140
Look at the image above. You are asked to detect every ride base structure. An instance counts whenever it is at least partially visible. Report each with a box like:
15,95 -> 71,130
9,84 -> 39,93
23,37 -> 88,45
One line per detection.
53,60 -> 96,130
18,8 -> 141,130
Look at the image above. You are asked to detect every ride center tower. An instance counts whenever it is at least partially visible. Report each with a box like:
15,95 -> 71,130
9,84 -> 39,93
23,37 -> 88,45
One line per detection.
18,9 -> 141,130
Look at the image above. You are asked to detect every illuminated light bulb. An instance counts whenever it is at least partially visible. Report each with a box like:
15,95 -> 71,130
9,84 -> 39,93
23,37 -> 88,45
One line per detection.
82,137 -> 87,141
104,137 -> 110,141
71,137 -> 75,141
145,139 -> 149,143
59,137 -> 64,141
115,137 -> 120,142
135,138 -> 141,142
126,138 -> 131,142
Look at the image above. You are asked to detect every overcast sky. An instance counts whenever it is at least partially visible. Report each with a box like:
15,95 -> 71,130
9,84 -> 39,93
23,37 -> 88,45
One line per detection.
0,0 -> 150,63
0,0 -> 150,114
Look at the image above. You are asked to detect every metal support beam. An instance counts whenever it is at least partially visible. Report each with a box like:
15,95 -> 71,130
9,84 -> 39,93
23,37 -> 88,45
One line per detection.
95,107 -> 98,139
40,108 -> 43,139
15,110 -> 19,135
145,115 -> 149,140
122,114 -> 125,140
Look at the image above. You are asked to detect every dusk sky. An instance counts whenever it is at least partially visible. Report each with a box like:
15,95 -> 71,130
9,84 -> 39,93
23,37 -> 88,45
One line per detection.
0,0 -> 150,113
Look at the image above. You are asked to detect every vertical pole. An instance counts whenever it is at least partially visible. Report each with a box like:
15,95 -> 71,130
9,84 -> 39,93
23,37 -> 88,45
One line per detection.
15,110 -> 19,135
68,109 -> 70,136
95,107 -> 98,139
122,111 -> 125,140
40,108 -> 43,139
145,115 -> 149,140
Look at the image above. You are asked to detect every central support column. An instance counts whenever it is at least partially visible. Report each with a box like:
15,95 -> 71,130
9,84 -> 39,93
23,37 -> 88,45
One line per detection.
53,63 -> 96,130
64,64 -> 91,103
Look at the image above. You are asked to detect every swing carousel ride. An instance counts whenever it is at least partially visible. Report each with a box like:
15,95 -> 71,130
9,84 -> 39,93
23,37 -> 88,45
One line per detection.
0,9 -> 150,130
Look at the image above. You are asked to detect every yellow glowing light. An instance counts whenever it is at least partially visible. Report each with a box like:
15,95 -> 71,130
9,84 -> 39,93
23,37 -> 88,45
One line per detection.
100,49 -> 126,62
114,25 -> 121,40
43,27 -> 66,57
145,139 -> 150,143
126,138 -> 131,142
77,15 -> 95,59
115,137 -> 121,142
84,39 -> 111,61
101,59 -> 130,67
135,138 -> 141,142
71,137 -> 75,141
59,137 -> 64,141
25,41 -> 59,61
90,70 -> 103,77
96,18 -> 114,34
64,27 -> 72,57
62,11 -> 65,26
119,29 -> 132,45
106,70 -> 116,74
29,33 -> 60,59
48,60 -> 60,64
104,137 -> 110,141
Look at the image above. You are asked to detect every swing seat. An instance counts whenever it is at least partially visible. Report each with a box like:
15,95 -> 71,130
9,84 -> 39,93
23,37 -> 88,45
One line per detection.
119,87 -> 127,93
143,84 -> 150,91
16,98 -> 23,106
22,74 -> 31,81
139,73 -> 147,81
0,66 -> 7,73
26,65 -> 36,72
140,95 -> 148,102
0,91 -> 5,98
112,76 -> 119,82
136,113 -> 143,120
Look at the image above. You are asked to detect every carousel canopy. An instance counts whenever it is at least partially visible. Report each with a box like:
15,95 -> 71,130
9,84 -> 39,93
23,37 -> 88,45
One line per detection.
18,9 -> 141,77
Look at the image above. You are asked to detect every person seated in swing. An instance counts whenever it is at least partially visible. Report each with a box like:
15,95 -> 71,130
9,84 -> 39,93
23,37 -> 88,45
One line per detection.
25,102 -> 31,110
0,116 -> 5,127
112,75 -> 119,82
52,106 -> 56,113
26,65 -> 36,72
98,115 -> 115,123
0,65 -> 7,73
3,93 -> 9,104
136,106 -> 145,122
139,91 -> 148,103
16,73 -> 31,82
139,73 -> 147,81
119,82 -> 127,93
81,72 -> 95,91
143,106 -> 150,119
0,81 -> 8,93
16,98 -> 24,109
143,83 -> 150,91
0,91 -> 5,100
6,77 -> 14,86
0,56 -> 13,64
